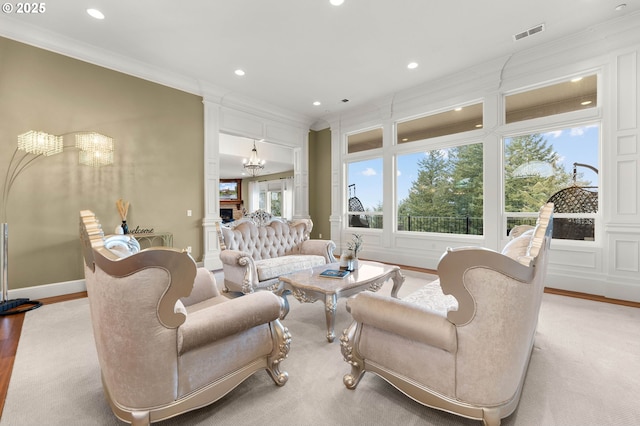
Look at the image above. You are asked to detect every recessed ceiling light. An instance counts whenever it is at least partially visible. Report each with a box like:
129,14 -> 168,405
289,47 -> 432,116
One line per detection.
330,0 -> 344,5
234,69 -> 246,76
313,101 -> 321,106
615,3 -> 627,11
454,107 -> 463,111
407,62 -> 419,70
571,77 -> 583,83
87,9 -> 105,19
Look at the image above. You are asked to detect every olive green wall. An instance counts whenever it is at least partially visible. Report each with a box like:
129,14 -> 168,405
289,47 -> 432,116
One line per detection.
309,128 -> 332,240
0,37 -> 204,290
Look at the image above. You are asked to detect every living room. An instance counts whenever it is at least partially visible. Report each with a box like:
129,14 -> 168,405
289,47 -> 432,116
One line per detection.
0,2 -> 639,424
0,3 -> 639,305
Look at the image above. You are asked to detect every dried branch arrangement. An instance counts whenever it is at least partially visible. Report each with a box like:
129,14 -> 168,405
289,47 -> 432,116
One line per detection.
116,199 -> 129,221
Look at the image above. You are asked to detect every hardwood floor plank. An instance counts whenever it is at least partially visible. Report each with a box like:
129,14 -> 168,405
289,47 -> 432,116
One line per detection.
0,313 -> 24,417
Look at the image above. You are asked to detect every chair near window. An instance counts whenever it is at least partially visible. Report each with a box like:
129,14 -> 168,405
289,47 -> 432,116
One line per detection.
341,203 -> 554,426
79,210 -> 291,426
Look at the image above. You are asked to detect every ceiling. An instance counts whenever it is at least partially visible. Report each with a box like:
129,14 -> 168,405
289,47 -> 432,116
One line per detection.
1,1 -> 638,177
2,1 -> 638,124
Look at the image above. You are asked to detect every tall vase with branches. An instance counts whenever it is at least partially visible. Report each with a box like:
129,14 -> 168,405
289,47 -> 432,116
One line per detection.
116,199 -> 130,234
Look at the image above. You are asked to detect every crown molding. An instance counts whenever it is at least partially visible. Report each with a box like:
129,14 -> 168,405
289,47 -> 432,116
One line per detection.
320,11 -> 640,130
0,15 -> 314,131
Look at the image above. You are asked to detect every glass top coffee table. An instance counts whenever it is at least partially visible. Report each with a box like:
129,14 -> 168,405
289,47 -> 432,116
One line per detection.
276,260 -> 404,342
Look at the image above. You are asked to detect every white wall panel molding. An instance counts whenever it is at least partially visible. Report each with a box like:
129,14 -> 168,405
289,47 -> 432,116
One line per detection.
544,270 -> 606,296
617,134 -> 638,155
614,240 -> 640,272
617,160 -> 638,215
219,110 -> 264,141
607,230 -> 640,302
616,51 -> 638,131
219,108 -> 306,149
292,144 -> 309,219
548,247 -> 599,269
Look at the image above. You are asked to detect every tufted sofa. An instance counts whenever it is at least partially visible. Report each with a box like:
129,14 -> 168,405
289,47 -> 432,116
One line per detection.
341,203 -> 554,426
217,210 -> 336,294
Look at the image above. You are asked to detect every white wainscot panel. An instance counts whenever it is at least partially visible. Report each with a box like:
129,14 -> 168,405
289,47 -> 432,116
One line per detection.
545,245 -> 604,294
616,51 -> 637,131
265,124 -> 303,147
220,110 -> 264,139
617,159 -> 638,215
394,234 -> 482,252
615,240 -> 640,272
548,246 -> 598,269
383,234 -> 485,270
617,134 -> 637,156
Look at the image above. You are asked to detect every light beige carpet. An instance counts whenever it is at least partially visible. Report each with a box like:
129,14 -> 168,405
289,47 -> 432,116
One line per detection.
2,270 -> 639,425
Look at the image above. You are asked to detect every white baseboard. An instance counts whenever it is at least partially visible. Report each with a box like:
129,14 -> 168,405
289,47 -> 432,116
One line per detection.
8,279 -> 86,301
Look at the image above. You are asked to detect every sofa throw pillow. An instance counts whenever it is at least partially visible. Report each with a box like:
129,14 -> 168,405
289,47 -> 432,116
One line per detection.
502,230 -> 534,265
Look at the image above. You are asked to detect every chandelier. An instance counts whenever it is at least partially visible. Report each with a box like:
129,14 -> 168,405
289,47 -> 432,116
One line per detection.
243,140 -> 265,177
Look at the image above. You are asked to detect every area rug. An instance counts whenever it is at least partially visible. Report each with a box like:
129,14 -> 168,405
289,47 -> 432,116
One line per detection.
2,270 -> 640,425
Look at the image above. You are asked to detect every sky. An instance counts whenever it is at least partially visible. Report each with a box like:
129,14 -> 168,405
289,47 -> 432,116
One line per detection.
348,124 -> 600,211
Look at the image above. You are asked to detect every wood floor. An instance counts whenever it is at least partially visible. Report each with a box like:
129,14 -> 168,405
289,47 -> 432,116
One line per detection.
0,274 -> 637,420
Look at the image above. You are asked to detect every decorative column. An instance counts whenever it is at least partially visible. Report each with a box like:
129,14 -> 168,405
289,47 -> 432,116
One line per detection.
201,99 -> 223,270
292,135 -> 310,219
328,119 -> 343,248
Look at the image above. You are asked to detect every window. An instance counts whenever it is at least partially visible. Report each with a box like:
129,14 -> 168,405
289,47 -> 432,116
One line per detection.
260,189 -> 282,217
397,103 -> 483,144
504,124 -> 599,240
505,75 -> 597,124
347,158 -> 383,229
253,178 -> 293,219
397,143 -> 484,234
347,128 -> 382,153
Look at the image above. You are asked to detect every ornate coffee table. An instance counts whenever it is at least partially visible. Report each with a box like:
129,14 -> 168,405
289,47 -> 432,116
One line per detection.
276,260 -> 404,342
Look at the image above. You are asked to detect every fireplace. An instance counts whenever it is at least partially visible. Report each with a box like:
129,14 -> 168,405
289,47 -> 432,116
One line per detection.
220,208 -> 234,223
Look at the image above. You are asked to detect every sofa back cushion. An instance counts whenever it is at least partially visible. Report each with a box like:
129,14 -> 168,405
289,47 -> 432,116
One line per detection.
220,219 -> 311,260
502,202 -> 554,267
501,229 -> 534,265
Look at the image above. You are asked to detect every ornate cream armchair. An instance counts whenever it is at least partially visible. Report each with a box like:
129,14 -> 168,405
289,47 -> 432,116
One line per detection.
340,203 -> 554,426
79,210 -> 291,426
217,209 -> 336,294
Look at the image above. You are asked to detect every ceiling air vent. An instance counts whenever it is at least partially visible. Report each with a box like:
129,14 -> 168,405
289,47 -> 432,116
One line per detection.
513,23 -> 545,41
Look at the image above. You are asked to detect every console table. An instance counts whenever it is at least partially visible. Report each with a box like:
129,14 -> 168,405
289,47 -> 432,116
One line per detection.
131,232 -> 173,249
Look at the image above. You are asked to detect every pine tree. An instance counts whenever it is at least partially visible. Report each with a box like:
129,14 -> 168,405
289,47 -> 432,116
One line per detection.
504,134 -> 573,212
450,143 -> 483,218
398,150 -> 454,219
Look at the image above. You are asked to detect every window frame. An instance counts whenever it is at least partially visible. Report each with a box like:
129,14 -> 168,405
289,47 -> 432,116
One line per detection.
500,72 -> 602,243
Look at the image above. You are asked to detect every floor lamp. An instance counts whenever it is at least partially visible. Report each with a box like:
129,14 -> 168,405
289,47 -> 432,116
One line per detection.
1,130 -> 114,315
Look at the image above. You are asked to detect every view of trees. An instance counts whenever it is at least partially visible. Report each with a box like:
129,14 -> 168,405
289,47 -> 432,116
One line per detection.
396,134 -> 580,234
397,143 -> 484,233
504,133 -> 577,213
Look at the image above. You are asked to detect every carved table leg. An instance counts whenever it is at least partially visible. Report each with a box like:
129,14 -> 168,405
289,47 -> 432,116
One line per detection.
324,293 -> 338,342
